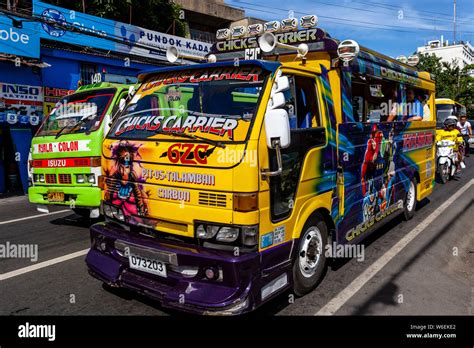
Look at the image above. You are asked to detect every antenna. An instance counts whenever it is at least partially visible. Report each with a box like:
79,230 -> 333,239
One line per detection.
453,0 -> 456,44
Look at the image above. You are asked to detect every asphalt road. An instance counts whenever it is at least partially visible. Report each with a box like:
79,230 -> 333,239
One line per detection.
0,157 -> 473,316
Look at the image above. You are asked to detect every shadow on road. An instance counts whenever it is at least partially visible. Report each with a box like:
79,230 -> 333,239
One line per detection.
50,213 -> 103,228
352,199 -> 473,315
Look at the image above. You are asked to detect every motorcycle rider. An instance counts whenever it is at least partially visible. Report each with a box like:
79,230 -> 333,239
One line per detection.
436,116 -> 464,175
457,115 -> 472,157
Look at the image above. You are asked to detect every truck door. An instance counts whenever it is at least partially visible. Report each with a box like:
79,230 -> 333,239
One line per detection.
259,71 -> 333,258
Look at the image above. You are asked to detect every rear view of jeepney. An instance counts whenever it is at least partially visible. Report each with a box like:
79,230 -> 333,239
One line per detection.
29,83 -> 131,218
86,62 -> 278,314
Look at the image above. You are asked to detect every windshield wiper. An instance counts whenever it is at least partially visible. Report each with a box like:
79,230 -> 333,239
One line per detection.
155,130 -> 226,148
55,116 -> 91,139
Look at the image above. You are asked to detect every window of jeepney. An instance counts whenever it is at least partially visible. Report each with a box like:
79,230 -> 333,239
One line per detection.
348,74 -> 433,123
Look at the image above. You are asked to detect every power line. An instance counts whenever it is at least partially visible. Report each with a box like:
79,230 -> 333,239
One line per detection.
230,0 -> 474,34
312,0 -> 472,25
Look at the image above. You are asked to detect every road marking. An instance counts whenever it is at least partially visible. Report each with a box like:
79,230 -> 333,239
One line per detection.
0,210 -> 70,225
316,178 -> 474,316
0,249 -> 89,281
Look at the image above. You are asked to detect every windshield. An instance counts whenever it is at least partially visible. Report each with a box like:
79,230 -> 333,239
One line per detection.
110,66 -> 269,142
36,88 -> 116,136
436,104 -> 455,124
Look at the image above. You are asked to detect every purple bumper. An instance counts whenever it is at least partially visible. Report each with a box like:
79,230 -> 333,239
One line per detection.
86,222 -> 293,315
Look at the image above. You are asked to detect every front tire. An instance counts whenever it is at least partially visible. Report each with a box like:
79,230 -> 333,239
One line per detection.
292,213 -> 328,296
438,162 -> 449,184
403,177 -> 417,221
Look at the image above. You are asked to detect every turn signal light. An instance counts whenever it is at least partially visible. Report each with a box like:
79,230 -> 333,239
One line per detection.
91,157 -> 102,167
98,175 -> 106,189
233,193 -> 258,212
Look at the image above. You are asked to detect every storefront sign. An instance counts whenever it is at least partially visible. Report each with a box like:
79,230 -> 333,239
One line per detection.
33,0 -> 211,61
0,83 -> 43,105
43,87 -> 75,115
0,14 -> 40,58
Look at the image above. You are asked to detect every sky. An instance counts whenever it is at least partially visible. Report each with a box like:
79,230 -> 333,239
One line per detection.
227,0 -> 474,58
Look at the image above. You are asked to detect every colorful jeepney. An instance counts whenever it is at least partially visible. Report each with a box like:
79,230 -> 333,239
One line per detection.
86,17 -> 436,314
29,83 -> 133,218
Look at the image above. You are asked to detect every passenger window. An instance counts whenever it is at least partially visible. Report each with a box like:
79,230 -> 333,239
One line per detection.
282,75 -> 321,129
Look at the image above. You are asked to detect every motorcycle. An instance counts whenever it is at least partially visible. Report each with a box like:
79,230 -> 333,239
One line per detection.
436,140 -> 458,183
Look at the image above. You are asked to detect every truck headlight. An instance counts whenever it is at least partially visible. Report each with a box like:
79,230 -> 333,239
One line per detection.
87,174 -> 96,184
196,224 -> 220,239
195,223 -> 259,246
216,226 -> 239,242
38,174 -> 45,183
76,174 -> 85,183
103,203 -> 124,221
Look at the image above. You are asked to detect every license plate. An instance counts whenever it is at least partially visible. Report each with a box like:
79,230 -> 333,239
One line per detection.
47,192 -> 64,202
129,253 -> 167,278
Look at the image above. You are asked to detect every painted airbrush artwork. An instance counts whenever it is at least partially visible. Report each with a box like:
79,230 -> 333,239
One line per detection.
104,141 -> 149,218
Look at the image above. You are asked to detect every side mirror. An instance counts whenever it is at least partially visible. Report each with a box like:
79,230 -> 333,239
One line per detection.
273,76 -> 290,94
264,108 -> 291,149
268,92 -> 286,110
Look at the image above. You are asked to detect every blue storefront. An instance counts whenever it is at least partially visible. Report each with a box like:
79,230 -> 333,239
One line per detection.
0,0 -> 211,195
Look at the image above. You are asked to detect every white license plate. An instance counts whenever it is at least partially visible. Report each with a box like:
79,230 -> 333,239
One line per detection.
128,253 -> 167,278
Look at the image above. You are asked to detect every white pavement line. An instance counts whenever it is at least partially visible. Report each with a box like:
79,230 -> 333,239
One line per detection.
0,210 -> 70,225
316,178 -> 474,316
0,249 -> 89,281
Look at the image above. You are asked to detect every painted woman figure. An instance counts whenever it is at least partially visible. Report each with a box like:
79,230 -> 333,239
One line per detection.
105,141 -> 148,217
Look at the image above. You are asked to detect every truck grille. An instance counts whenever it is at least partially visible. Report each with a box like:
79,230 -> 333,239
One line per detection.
198,192 -> 227,207
45,174 -> 57,184
58,174 -> 72,184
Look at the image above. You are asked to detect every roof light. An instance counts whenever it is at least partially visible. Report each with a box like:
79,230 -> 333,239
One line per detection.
264,20 -> 280,33
231,26 -> 247,38
216,28 -> 230,40
248,23 -> 264,36
281,18 -> 298,32
396,55 -> 408,64
300,15 -> 318,28
407,55 -> 419,66
337,39 -> 360,64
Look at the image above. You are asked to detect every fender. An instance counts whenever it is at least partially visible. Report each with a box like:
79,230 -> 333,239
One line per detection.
291,190 -> 333,240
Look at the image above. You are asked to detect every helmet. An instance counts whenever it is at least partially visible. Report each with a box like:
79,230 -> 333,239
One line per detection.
443,117 -> 456,127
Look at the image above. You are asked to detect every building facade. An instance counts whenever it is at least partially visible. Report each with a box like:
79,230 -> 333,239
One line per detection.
0,0 -> 211,195
417,38 -> 474,73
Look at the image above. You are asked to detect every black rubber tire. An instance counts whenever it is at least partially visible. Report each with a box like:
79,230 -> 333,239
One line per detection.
438,163 -> 449,184
292,213 -> 328,296
73,208 -> 90,218
403,177 -> 417,221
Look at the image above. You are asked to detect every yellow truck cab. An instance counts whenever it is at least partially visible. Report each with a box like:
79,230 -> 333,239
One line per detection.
86,16 -> 436,315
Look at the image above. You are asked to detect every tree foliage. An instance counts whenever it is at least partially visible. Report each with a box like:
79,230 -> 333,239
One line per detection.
418,53 -> 474,115
43,0 -> 186,36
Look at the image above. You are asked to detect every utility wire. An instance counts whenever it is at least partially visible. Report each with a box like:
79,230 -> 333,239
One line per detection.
230,0 -> 474,34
